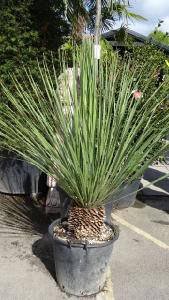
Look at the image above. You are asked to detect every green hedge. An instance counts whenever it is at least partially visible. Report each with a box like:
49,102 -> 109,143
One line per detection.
0,0 -> 69,97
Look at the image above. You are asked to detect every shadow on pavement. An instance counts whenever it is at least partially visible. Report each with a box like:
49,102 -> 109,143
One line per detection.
0,193 -> 60,282
0,193 -> 50,235
136,193 -> 169,214
32,234 -> 56,282
133,166 -> 169,213
141,166 -> 169,196
152,220 -> 169,225
132,199 -> 146,209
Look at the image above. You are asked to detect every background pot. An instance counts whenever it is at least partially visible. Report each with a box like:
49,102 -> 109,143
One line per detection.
105,179 -> 140,223
0,151 -> 46,196
164,134 -> 169,164
49,219 -> 119,296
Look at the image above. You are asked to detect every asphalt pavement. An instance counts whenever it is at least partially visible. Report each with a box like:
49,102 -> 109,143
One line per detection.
0,194 -> 169,300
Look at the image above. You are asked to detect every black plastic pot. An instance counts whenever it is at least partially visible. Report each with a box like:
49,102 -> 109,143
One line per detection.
0,151 -> 46,195
164,134 -> 169,164
49,219 -> 119,296
105,180 -> 140,223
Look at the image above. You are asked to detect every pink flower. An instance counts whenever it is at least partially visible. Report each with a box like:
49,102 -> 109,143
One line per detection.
133,90 -> 142,100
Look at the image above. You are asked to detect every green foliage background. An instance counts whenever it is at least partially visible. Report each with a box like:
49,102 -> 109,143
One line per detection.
100,38 -> 169,161
149,31 -> 169,46
0,0 -> 69,97
101,34 -> 169,100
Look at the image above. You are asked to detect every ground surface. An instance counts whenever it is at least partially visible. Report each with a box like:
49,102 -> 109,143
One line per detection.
0,193 -> 169,300
112,196 -> 169,300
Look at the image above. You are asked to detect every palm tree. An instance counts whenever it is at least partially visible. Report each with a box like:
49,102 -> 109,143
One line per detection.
63,0 -> 146,40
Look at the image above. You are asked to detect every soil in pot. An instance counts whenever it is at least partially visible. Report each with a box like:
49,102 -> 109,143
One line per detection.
49,210 -> 119,297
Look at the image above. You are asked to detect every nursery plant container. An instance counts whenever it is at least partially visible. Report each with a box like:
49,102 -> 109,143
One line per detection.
0,151 -> 44,196
49,219 -> 119,296
164,134 -> 169,164
105,179 -> 140,222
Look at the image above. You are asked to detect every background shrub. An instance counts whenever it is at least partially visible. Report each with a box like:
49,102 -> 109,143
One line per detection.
0,0 -> 69,99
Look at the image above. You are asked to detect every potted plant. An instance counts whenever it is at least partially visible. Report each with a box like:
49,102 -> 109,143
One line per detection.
1,39 -> 169,296
0,150 -> 43,197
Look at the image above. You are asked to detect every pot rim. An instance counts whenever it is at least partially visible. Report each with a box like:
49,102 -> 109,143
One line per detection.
48,218 -> 119,249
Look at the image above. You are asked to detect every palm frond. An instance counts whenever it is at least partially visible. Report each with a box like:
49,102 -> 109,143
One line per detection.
85,0 -> 126,11
88,2 -> 146,32
0,41 -> 169,208
126,12 -> 147,22
64,0 -> 146,34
